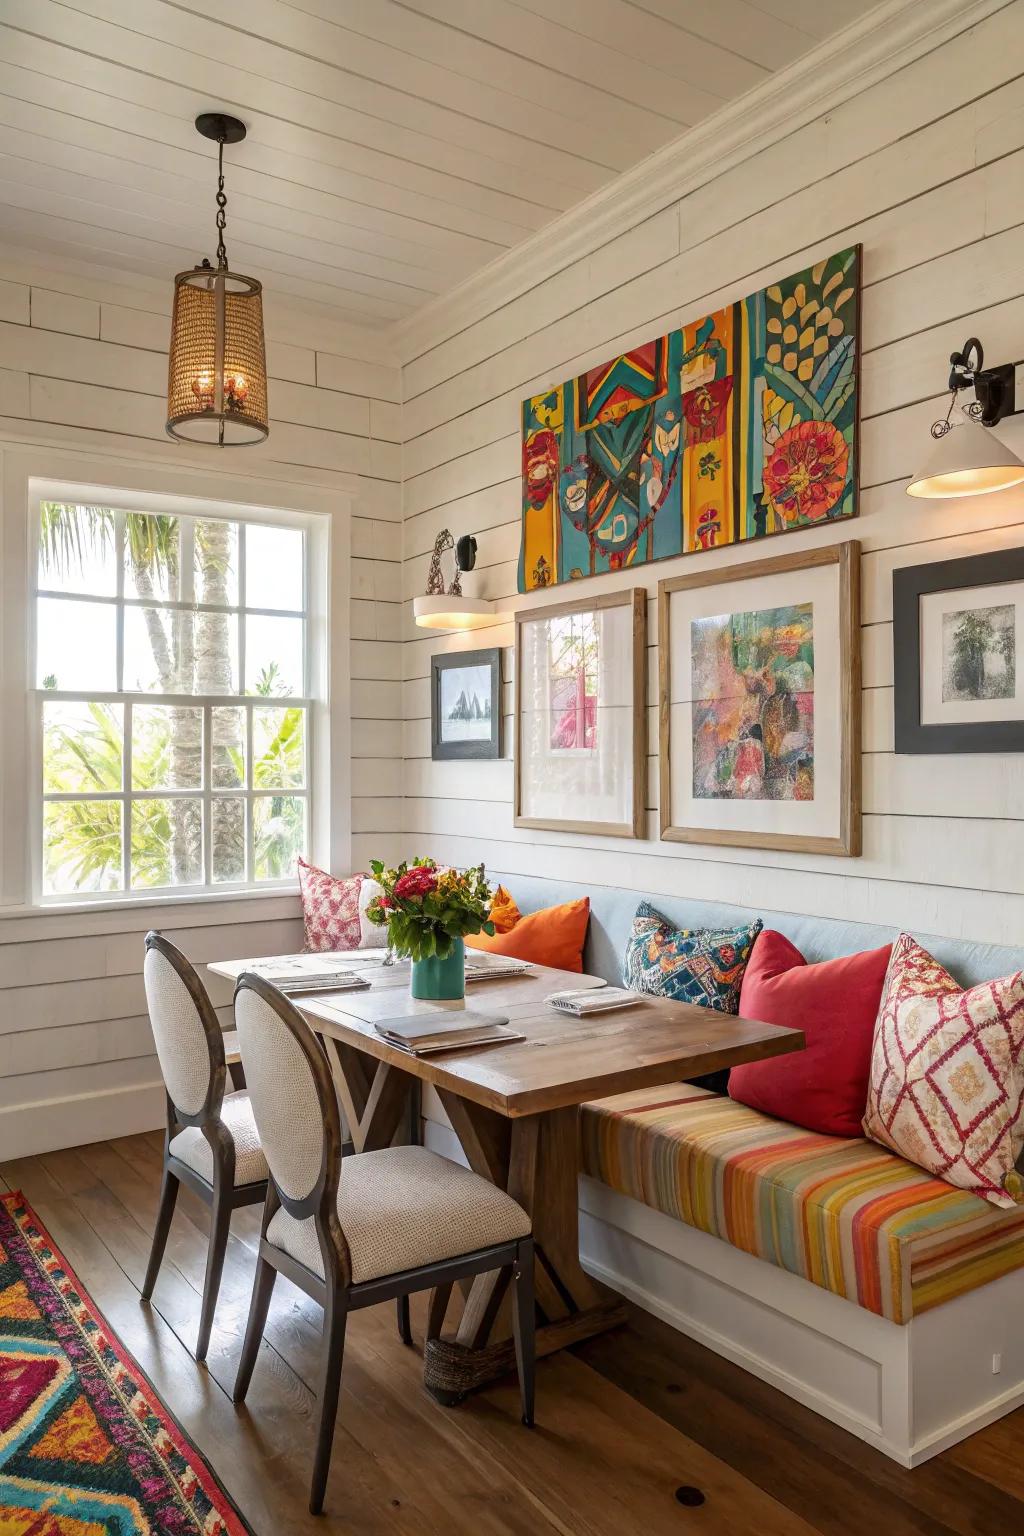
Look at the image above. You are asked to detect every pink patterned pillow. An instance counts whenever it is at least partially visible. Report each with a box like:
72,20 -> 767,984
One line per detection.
863,933 -> 1024,1207
297,859 -> 362,952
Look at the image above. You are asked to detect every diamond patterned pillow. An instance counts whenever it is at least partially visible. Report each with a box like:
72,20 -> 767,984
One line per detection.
622,901 -> 763,1014
297,859 -> 362,952
863,933 -> 1024,1208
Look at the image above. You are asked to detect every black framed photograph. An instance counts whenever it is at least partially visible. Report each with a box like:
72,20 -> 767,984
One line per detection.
431,648 -> 502,760
894,548 -> 1024,754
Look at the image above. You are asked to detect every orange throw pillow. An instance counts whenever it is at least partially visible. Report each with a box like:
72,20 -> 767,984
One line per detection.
487,885 -> 521,935
467,894 -> 590,973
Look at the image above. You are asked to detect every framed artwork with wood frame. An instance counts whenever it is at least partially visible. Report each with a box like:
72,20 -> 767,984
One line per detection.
659,541 -> 860,855
514,587 -> 647,838
431,647 -> 502,761
894,547 -> 1024,754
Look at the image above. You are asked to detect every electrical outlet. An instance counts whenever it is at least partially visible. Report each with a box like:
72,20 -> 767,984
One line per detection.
993,1353 -> 1003,1374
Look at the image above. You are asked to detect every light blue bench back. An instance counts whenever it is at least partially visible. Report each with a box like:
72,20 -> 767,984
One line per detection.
493,872 -> 1024,991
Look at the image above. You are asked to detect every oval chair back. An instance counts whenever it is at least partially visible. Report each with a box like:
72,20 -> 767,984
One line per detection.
233,973 -> 349,1287
142,932 -> 268,1364
143,931 -> 226,1128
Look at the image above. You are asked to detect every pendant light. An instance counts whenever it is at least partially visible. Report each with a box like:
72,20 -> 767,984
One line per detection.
907,337 -> 1023,499
166,114 -> 269,447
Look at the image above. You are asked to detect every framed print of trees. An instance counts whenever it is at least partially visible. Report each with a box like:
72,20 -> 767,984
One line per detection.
894,548 -> 1024,754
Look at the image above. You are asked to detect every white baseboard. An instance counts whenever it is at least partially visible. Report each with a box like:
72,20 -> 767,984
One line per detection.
0,1079 -> 165,1161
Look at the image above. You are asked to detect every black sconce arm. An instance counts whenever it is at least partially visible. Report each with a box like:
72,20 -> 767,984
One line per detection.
945,337 -> 1022,429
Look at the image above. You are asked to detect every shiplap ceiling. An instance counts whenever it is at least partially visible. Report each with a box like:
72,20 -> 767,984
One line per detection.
0,0 -> 881,329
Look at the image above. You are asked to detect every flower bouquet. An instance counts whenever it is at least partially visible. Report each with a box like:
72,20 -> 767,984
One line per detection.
365,858 -> 495,1000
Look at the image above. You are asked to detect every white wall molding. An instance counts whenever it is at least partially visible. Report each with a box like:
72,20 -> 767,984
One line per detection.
390,0 -> 1011,365
0,1079 -> 168,1162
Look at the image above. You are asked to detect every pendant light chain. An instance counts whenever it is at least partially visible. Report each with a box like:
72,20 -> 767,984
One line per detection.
215,137 -> 228,271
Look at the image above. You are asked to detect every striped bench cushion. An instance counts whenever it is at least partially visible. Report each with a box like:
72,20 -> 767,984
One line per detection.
581,1084 -> 1024,1323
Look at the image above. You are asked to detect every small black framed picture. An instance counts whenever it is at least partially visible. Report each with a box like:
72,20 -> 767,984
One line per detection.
894,548 -> 1024,754
431,648 -> 502,761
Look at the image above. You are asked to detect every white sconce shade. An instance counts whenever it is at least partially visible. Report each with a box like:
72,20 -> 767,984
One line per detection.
413,595 -> 497,630
907,419 -> 1024,499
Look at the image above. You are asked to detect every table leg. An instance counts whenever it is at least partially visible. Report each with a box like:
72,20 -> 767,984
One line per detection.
423,1098 -> 625,1401
322,1038 -> 416,1154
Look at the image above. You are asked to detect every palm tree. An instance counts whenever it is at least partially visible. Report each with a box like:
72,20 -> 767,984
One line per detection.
41,504 -> 243,889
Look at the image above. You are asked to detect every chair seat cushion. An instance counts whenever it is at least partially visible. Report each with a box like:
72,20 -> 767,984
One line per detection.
169,1091 -> 268,1187
582,1083 -> 1024,1323
266,1145 -> 531,1284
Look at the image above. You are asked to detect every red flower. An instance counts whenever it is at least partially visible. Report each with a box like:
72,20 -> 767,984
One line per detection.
394,865 -> 438,899
523,429 -> 558,509
682,378 -> 732,443
763,420 -> 849,524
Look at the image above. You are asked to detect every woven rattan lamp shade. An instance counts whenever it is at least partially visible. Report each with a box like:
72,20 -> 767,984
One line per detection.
167,266 -> 269,446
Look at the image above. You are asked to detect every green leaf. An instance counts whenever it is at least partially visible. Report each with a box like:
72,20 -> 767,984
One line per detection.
812,334 -> 853,405
764,363 -> 824,422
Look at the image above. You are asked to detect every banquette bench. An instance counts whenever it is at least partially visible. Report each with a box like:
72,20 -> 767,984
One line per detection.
423,873 -> 1024,1467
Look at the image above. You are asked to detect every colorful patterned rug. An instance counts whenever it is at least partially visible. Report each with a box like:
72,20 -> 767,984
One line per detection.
0,1191 -> 252,1535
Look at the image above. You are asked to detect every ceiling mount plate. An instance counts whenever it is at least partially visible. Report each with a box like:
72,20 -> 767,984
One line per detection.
195,112 -> 247,145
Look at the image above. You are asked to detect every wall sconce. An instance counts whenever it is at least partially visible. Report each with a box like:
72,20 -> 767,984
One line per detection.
414,531 -> 498,630
907,338 -> 1024,498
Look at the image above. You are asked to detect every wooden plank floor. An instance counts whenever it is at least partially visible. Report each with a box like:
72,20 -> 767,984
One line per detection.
2,1134 -> 1022,1535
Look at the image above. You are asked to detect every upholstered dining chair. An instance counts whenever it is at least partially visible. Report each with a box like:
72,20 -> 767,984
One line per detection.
141,932 -> 269,1361
230,973 -> 536,1516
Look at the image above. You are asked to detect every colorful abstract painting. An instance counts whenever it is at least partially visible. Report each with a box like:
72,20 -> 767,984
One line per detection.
519,246 -> 859,591
691,603 -> 814,801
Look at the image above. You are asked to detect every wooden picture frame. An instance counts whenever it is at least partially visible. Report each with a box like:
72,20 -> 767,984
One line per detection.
514,587 -> 647,838
894,548 -> 1024,754
659,541 -> 860,856
431,648 -> 502,761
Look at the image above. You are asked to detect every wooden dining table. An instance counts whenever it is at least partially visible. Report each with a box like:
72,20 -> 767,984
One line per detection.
209,951 -> 803,1400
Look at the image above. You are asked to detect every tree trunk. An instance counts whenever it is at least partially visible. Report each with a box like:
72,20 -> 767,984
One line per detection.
195,520 -> 244,882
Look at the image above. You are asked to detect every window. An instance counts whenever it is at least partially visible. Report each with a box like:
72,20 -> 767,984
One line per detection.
35,499 -> 311,900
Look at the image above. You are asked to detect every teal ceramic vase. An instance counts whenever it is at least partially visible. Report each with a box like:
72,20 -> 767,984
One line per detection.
410,937 -> 465,1001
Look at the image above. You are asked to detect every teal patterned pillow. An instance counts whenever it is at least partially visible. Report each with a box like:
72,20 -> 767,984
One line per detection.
622,902 -> 763,1014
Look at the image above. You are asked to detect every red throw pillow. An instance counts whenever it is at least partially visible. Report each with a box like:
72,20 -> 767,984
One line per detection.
466,895 -> 590,973
729,930 -> 891,1137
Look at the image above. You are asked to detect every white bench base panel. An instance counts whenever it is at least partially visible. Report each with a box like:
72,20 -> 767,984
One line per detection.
425,1093 -> 1024,1465
579,1176 -> 1024,1467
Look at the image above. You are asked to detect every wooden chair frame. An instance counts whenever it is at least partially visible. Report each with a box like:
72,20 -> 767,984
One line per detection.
141,932 -> 268,1362
230,973 -> 535,1517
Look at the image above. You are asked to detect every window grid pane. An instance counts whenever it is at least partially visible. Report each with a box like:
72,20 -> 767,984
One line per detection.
36,508 -> 310,901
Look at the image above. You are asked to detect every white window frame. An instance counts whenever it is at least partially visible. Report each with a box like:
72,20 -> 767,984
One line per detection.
0,448 -> 352,917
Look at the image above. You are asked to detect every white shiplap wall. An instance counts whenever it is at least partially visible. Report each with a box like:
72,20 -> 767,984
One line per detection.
0,246 -> 402,1156
397,2 -> 1024,951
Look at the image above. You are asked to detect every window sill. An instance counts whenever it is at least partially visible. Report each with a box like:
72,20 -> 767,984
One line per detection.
0,884 -> 301,939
